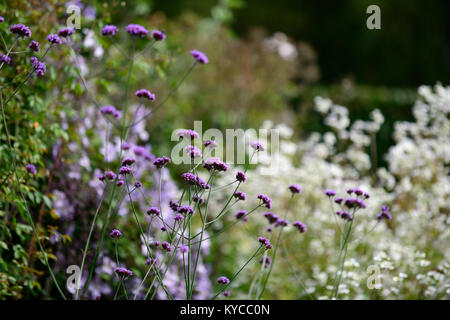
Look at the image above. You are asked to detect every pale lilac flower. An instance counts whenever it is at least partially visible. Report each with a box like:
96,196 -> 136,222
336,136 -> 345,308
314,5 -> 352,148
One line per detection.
203,140 -> 217,148
177,129 -> 199,140
105,171 -> 116,180
217,276 -> 230,284
25,164 -> 37,174
185,145 -> 202,158
101,25 -> 118,36
250,141 -> 265,151
126,24 -> 148,37
114,267 -> 133,278
0,54 -> 11,64
178,244 -> 188,253
135,89 -> 155,101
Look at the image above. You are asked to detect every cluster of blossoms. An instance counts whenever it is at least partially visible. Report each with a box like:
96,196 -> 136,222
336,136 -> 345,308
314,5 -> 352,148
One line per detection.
202,157 -> 228,172
377,205 -> 392,220
30,57 -> 46,77
182,172 -> 210,189
258,237 -> 273,250
100,105 -> 122,119
217,276 -> 230,285
109,229 -> 123,239
135,89 -> 156,101
9,23 -> 31,38
114,267 -> 133,279
153,156 -> 171,168
257,193 -> 273,209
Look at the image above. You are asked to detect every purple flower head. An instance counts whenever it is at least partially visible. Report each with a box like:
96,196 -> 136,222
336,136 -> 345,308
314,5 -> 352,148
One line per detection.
116,179 -> 125,187
135,89 -> 155,101
174,213 -> 184,222
145,257 -> 158,266
100,105 -> 118,116
293,221 -> 307,233
28,40 -> 40,53
223,291 -> 231,297
178,244 -> 188,253
126,24 -> 148,37
259,256 -> 272,269
0,16 -> 3,23
266,227 -> 272,232
151,30 -> 166,41
236,171 -> 247,183
25,164 -> 37,175
324,189 -> 336,197
121,158 -> 136,166
193,195 -> 205,204
178,205 -> 194,215
203,157 -> 228,172
109,229 -> 123,239
119,166 -> 132,175
339,211 -> 354,221
177,129 -> 200,140
114,267 -> 133,278
9,24 -> 31,38
233,191 -> 247,201
258,237 -> 272,249
264,212 -> 279,225
288,184 -> 302,195
122,141 -> 131,150
377,205 -> 392,220
101,25 -> 118,36
57,28 -> 74,38
217,276 -> 230,285
153,156 -> 171,168
161,241 -> 172,252
185,145 -> 202,158
344,198 -> 366,209
47,34 -> 62,44
250,141 -> 265,151
134,181 -> 142,188
169,200 -> 179,212
275,218 -> 289,228
133,146 -> 146,156
257,193 -> 273,209
235,210 -> 247,220
0,54 -> 11,64
203,140 -> 218,148
363,192 -> 370,199
160,226 -> 167,232
105,171 -> 116,180
182,172 -> 198,185
146,207 -> 160,216
334,197 -> 344,204
98,174 -> 106,181
30,58 -> 46,77
190,50 -> 208,64
346,188 -> 355,195
196,176 -> 210,189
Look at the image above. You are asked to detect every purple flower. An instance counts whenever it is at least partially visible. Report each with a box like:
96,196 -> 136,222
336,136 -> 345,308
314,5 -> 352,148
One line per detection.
193,195 -> 205,204
0,54 -> 11,64
334,197 -> 344,204
202,157 -> 228,172
134,181 -> 142,188
57,28 -> 74,37
122,141 -> 131,150
377,205 -> 392,220
47,34 -> 62,44
293,221 -> 307,233
177,129 -> 200,140
257,193 -> 272,209
178,205 -> 194,215
185,145 -> 202,158
145,257 -> 158,266
146,207 -> 160,216
288,184 -> 302,195
135,89 -> 155,101
338,211 -> 354,221
9,24 -> 31,38
174,213 -> 184,221
105,171 -> 116,180
275,218 -> 289,227
324,189 -> 336,197
259,256 -> 272,269
100,105 -> 118,116
98,174 -> 106,181
151,30 -> 166,41
169,200 -> 179,212
363,192 -> 370,199
116,180 -> 124,187
217,276 -> 230,285
235,210 -> 247,220
101,25 -> 118,36
109,229 -> 123,239
118,166 -> 132,175
354,188 -> 364,196
178,244 -> 188,253
264,212 -> 279,224
236,171 -> 247,183
114,267 -> 133,278
126,24 -> 148,37
182,172 -> 198,185
133,146 -> 146,156
121,158 -> 136,166
190,50 -> 208,64
160,226 -> 167,232
161,241 -> 172,252
250,141 -> 265,151
30,57 -> 46,77
25,164 -> 37,174
0,16 -> 4,23
153,156 -> 170,168
28,40 -> 40,53
344,198 -> 367,209
233,191 -> 247,201
258,237 -> 272,249
203,140 -> 218,148
223,291 -> 231,297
